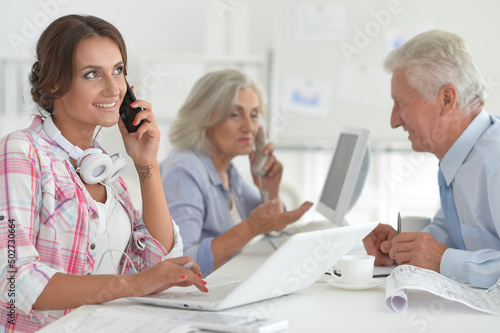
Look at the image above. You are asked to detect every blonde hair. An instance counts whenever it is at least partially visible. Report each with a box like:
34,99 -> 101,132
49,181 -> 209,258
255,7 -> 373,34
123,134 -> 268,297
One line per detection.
384,30 -> 485,115
169,69 -> 267,154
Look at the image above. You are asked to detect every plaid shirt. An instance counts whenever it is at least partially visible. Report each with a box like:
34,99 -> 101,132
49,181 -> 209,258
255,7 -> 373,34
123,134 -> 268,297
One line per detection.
0,116 -> 183,332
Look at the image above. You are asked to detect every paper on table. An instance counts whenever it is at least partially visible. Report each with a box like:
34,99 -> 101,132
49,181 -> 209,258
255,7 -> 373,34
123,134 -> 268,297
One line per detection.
385,265 -> 500,315
38,306 -> 196,333
40,304 -> 288,333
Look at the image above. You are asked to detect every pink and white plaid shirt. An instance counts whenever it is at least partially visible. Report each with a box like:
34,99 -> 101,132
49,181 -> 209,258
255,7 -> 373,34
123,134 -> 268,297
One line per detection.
0,116 -> 183,332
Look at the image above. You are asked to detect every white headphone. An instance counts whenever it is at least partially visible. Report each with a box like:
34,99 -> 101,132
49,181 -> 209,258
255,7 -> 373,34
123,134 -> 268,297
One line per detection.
43,115 -> 127,185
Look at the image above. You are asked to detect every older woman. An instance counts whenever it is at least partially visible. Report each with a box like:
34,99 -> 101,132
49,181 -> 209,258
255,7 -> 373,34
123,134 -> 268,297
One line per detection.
160,69 -> 313,276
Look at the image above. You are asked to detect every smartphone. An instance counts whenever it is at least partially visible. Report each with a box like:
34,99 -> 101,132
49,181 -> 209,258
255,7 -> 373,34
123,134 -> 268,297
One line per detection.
119,82 -> 143,133
252,126 -> 269,176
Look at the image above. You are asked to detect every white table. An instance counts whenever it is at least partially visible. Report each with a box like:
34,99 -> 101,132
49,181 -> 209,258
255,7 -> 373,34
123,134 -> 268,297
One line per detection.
41,239 -> 500,332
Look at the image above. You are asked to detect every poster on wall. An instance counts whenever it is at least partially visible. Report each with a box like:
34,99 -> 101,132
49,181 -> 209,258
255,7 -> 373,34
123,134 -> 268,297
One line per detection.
297,3 -> 348,42
281,75 -> 332,118
337,64 -> 391,109
384,24 -> 435,52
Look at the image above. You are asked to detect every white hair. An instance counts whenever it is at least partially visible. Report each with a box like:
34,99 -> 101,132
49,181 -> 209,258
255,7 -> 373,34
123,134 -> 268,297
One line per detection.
384,30 -> 485,115
169,69 -> 267,155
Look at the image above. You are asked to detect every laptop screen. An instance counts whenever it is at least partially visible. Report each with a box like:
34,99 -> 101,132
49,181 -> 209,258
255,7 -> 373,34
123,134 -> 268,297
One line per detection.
316,128 -> 370,226
320,133 -> 358,210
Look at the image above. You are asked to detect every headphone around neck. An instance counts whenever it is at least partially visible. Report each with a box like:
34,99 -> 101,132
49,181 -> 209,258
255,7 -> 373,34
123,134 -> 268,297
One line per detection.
43,115 -> 127,185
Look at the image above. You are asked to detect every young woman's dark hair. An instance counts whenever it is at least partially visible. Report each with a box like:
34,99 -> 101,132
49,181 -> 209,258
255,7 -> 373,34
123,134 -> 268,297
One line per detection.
29,15 -> 128,112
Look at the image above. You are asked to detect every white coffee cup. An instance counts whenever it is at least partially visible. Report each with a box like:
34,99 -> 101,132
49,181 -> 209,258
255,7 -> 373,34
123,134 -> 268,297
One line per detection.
330,254 -> 375,285
401,216 -> 431,233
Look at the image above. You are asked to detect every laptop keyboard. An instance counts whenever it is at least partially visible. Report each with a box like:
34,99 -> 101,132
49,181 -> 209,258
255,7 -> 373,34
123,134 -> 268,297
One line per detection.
158,281 -> 242,302
175,311 -> 259,325
268,220 -> 336,248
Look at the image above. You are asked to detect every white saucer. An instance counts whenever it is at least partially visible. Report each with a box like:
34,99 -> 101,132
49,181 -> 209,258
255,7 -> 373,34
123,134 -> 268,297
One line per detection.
326,278 -> 385,290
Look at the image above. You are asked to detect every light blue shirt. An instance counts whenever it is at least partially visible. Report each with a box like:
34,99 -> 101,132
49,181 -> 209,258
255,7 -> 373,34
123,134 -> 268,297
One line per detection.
160,149 -> 261,276
423,110 -> 500,288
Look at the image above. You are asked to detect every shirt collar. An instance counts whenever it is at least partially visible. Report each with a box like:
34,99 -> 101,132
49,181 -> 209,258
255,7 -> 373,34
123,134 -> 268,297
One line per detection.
31,115 -> 70,161
197,151 -> 223,186
196,151 -> 238,190
440,110 -> 492,185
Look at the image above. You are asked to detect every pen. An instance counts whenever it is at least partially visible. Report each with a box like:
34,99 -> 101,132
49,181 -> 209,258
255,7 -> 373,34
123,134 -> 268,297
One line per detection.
373,274 -> 390,278
396,212 -> 401,267
397,211 -> 401,234
183,261 -> 195,269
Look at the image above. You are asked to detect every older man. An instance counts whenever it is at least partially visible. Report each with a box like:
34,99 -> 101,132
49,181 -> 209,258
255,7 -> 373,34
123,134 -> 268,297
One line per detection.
363,30 -> 500,289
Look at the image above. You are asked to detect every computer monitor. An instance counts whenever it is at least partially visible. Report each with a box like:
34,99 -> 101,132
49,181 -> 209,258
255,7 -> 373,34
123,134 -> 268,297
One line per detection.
316,127 -> 370,226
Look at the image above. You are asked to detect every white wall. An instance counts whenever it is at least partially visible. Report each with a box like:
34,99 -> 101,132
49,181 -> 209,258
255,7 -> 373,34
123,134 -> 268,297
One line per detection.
253,0 -> 500,144
2,0 -> 493,226
0,0 -> 208,55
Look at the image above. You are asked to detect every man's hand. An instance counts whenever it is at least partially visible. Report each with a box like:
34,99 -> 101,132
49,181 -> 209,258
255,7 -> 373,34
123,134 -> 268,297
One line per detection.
389,232 -> 448,272
363,224 -> 397,266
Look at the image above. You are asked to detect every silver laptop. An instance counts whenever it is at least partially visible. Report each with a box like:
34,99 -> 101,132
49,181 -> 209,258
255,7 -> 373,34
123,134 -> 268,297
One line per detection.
128,221 -> 378,311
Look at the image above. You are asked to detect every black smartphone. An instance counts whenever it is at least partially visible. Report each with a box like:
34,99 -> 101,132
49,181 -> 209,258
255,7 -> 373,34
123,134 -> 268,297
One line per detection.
119,82 -> 143,133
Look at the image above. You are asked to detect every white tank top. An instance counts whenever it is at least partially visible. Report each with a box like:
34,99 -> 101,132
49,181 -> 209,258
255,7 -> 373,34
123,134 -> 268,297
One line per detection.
229,191 -> 242,225
94,185 -> 132,274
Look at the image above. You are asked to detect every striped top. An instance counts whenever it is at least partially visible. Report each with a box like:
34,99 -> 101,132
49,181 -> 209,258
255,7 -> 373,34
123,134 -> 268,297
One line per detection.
0,116 -> 182,332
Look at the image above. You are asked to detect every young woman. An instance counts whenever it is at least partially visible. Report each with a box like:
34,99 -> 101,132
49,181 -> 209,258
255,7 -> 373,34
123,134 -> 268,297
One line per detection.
160,69 -> 313,277
0,15 -> 206,332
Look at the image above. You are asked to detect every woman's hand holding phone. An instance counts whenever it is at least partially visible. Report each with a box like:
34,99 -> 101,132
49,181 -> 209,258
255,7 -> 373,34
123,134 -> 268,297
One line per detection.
118,84 -> 160,165
120,82 -> 144,133
249,128 -> 283,204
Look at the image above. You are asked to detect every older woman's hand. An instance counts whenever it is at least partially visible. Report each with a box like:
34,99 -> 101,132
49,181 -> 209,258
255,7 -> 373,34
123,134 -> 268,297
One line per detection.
244,199 -> 313,237
250,142 -> 283,199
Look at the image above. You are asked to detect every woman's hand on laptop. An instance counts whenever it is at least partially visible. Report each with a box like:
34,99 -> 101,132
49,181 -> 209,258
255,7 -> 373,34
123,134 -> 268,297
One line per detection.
125,257 -> 208,296
244,200 -> 314,237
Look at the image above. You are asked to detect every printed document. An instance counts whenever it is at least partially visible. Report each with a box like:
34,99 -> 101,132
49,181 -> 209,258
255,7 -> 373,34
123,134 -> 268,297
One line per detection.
385,265 -> 500,315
